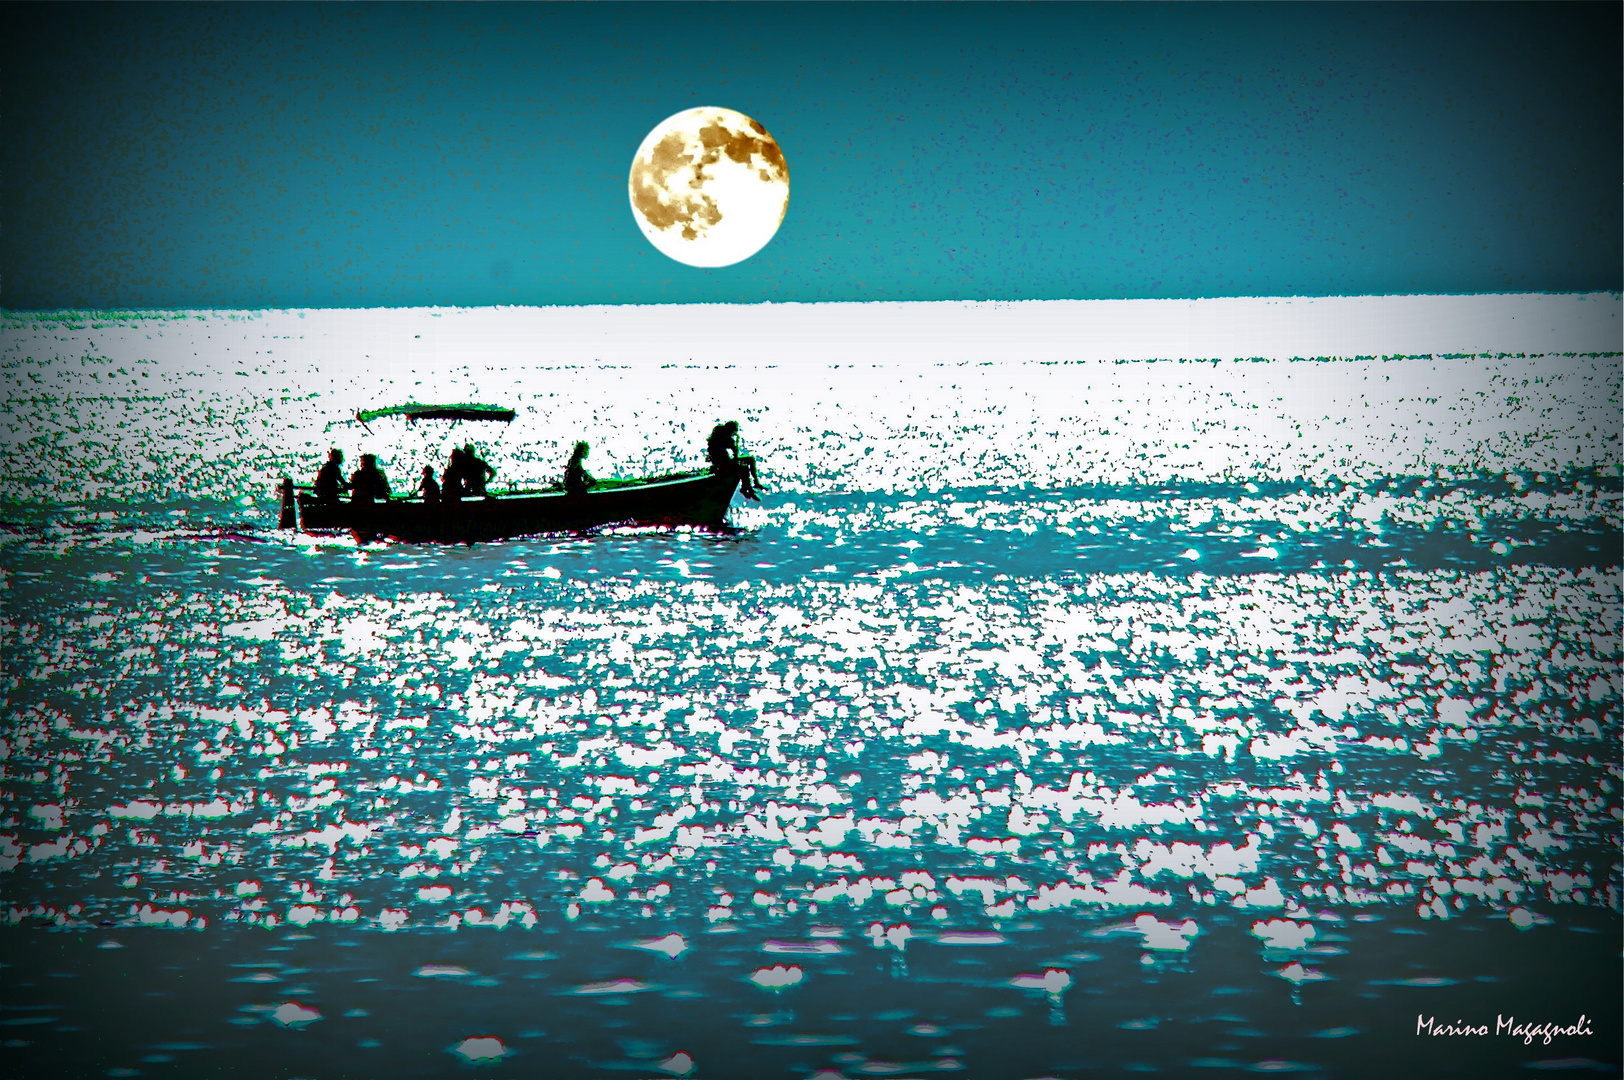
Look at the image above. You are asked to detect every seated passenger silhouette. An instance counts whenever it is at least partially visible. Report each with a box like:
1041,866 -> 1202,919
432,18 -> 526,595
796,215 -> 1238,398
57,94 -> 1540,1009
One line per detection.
463,443 -> 496,498
442,448 -> 467,502
313,448 -> 349,502
706,421 -> 761,500
349,453 -> 391,504
563,441 -> 595,496
417,465 -> 440,506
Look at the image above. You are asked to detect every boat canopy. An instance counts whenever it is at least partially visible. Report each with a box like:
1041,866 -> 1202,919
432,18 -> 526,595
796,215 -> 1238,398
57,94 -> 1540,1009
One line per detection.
357,403 -> 516,423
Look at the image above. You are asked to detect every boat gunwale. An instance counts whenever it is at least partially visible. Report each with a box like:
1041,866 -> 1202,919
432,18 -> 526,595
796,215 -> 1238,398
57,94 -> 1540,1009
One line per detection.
293,469 -> 718,505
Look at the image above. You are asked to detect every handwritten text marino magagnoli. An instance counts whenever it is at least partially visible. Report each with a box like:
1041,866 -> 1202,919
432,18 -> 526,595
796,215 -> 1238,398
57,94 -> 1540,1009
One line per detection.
1416,1015 -> 1594,1046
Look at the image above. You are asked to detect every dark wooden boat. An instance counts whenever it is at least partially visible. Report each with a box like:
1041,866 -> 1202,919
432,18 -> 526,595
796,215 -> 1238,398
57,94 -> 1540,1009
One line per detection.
280,469 -> 740,543
277,402 -> 745,543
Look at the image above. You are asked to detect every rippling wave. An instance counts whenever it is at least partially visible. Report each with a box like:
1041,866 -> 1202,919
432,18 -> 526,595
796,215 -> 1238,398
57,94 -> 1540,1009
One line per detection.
0,307 -> 1618,1077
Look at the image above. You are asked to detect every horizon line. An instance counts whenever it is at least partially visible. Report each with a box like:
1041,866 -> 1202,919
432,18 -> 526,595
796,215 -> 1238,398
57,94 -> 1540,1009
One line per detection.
4,291 -> 1622,319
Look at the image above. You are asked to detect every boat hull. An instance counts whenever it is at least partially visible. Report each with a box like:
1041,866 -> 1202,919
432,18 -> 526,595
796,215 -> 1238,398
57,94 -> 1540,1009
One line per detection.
290,470 -> 740,543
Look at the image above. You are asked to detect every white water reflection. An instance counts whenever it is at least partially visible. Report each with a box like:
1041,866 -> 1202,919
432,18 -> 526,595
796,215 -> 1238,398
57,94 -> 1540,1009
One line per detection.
0,303 -> 1617,1076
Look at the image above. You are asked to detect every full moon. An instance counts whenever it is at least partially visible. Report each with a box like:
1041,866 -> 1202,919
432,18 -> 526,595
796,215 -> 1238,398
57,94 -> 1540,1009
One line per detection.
628,106 -> 789,268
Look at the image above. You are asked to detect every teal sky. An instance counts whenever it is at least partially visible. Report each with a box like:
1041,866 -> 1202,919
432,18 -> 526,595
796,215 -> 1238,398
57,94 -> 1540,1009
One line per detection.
4,2 -> 1619,309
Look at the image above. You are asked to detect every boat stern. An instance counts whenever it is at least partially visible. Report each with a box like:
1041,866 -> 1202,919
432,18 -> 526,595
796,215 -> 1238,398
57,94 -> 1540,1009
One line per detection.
277,477 -> 297,529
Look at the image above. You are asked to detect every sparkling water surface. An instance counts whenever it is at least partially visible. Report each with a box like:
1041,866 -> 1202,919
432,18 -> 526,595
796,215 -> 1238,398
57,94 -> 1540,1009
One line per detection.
1,308 -> 1619,1078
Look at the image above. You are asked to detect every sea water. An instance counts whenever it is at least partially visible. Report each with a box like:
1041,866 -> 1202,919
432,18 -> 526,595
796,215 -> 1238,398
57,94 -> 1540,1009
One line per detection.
1,299 -> 1619,1078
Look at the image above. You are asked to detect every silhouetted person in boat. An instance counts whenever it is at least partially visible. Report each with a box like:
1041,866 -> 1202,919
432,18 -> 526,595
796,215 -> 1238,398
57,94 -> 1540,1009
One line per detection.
707,421 -> 761,500
563,441 -> 595,496
349,453 -> 391,504
416,465 -> 440,506
313,448 -> 349,503
443,448 -> 467,502
463,443 -> 496,498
